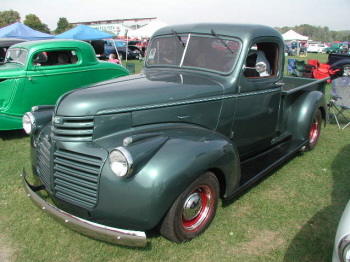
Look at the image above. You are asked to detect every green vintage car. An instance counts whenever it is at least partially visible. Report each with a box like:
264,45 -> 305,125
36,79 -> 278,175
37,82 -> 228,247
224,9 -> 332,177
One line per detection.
22,23 -> 328,247
0,39 -> 129,130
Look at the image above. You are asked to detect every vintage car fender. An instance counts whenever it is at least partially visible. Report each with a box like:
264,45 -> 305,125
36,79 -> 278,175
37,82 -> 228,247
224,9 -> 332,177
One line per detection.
287,90 -> 327,141
91,124 -> 240,231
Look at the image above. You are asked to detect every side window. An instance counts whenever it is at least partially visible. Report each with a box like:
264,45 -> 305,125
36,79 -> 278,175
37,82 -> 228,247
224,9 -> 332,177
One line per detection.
244,42 -> 279,78
32,50 -> 79,66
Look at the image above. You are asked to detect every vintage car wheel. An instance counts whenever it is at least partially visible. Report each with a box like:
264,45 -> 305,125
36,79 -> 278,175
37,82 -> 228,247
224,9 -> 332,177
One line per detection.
303,109 -> 322,152
160,172 -> 219,243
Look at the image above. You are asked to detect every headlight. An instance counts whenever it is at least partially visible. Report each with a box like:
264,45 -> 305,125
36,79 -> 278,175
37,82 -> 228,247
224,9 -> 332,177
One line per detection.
109,147 -> 133,178
22,112 -> 36,135
338,235 -> 350,262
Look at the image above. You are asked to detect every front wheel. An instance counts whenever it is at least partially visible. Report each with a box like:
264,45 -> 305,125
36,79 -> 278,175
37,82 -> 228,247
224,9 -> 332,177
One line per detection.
302,109 -> 322,152
160,172 -> 220,243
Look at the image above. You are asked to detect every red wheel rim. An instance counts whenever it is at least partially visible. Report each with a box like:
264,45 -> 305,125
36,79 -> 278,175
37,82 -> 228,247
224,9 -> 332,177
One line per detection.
182,185 -> 214,232
309,116 -> 320,144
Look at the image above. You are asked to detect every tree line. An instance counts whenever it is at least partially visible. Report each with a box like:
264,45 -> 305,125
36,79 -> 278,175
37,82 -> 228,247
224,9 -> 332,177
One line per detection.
1,9 -> 349,42
276,24 -> 350,43
0,9 -> 73,34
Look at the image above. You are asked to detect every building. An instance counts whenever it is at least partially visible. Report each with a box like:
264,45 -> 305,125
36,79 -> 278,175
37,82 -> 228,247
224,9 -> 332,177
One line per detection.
72,17 -> 156,37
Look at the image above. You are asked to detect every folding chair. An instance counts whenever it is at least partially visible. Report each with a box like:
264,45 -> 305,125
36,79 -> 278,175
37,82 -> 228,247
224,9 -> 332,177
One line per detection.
287,58 -> 295,75
313,63 -> 331,80
293,60 -> 306,77
308,59 -> 319,69
126,63 -> 136,74
329,76 -> 350,129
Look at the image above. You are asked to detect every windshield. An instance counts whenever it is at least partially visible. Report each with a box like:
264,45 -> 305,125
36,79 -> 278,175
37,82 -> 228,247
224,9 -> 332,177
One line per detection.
6,48 -> 28,65
146,34 -> 241,73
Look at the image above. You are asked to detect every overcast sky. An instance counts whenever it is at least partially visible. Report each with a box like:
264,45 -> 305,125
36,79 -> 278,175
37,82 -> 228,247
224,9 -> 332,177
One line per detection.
2,0 -> 349,32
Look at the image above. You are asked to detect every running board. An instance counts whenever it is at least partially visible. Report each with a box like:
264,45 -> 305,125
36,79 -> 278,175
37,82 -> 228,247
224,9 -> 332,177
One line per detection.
239,139 -> 308,188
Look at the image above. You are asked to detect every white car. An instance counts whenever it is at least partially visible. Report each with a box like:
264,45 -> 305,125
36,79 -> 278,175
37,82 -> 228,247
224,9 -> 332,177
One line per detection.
333,200 -> 350,261
307,44 -> 326,53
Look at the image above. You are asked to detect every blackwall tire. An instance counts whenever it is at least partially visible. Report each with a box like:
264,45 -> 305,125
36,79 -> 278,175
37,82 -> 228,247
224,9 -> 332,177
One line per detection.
160,172 -> 220,243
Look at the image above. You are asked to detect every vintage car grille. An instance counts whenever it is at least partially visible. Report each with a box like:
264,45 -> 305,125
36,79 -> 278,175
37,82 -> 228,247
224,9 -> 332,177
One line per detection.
53,147 -> 103,210
36,133 -> 52,190
51,116 -> 95,142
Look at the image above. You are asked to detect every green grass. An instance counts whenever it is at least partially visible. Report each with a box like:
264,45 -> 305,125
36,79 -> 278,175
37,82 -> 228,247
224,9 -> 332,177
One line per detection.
1,53 -> 350,262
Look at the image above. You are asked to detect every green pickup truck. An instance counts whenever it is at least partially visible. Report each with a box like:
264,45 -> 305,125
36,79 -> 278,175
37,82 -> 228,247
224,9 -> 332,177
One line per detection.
0,39 -> 129,130
22,23 -> 328,247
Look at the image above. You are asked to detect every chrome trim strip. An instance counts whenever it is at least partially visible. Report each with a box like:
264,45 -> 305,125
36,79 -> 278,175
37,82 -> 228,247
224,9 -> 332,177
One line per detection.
97,87 -> 281,115
21,173 -> 147,247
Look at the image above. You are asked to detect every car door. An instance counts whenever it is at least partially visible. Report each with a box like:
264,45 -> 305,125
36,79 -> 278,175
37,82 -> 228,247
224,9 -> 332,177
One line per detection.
231,39 -> 284,155
22,49 -> 87,113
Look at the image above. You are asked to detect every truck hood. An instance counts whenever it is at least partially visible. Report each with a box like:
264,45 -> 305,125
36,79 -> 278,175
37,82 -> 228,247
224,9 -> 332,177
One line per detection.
55,71 -> 225,116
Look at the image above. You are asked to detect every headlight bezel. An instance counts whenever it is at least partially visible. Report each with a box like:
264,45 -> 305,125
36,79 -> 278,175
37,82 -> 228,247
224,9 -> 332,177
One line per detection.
22,112 -> 36,135
108,147 -> 134,178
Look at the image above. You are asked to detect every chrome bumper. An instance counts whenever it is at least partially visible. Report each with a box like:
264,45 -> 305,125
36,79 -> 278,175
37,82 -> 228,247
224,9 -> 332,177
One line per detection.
21,172 -> 147,247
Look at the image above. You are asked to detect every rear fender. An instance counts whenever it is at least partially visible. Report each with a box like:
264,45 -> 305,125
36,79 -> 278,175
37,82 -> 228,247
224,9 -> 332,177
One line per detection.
287,90 -> 327,140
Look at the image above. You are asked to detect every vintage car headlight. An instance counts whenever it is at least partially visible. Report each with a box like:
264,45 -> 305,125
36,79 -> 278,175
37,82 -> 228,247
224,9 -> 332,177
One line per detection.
22,112 -> 36,135
109,147 -> 133,178
338,235 -> 350,262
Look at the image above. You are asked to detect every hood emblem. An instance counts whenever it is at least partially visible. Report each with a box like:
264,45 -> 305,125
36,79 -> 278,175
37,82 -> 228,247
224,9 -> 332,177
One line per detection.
53,116 -> 63,125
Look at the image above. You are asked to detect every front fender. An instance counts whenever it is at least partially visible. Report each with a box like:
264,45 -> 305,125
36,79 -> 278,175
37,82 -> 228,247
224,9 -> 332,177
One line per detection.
95,124 -> 240,230
288,90 -> 327,141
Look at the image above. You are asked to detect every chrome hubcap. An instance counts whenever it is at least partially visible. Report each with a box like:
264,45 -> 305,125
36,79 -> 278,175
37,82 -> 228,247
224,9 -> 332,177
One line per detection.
183,192 -> 202,221
182,185 -> 213,231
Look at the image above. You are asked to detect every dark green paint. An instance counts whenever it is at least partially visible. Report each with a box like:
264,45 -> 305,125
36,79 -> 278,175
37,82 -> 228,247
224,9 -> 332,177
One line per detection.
25,23 -> 328,242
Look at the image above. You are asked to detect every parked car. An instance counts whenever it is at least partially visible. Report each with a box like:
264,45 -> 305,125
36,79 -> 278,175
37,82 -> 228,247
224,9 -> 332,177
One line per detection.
22,23 -> 328,247
308,43 -> 326,53
104,40 -> 143,60
0,39 -> 129,131
307,43 -> 326,53
0,38 -> 27,63
332,200 -> 350,262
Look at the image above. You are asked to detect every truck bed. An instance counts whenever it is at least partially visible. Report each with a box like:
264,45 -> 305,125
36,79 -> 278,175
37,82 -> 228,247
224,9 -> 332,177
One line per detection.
282,76 -> 328,95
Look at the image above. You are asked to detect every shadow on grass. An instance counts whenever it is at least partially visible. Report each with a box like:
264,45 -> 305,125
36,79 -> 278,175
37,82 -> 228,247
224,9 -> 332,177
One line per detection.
0,129 -> 27,141
284,145 -> 350,262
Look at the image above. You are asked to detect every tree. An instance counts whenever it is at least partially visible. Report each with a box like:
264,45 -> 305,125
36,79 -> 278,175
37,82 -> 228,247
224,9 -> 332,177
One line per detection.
23,14 -> 50,33
54,17 -> 73,34
0,9 -> 21,27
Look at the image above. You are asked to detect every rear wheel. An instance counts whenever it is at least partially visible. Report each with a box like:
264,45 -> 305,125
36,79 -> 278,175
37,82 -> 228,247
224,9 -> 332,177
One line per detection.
160,172 -> 219,243
303,109 -> 322,152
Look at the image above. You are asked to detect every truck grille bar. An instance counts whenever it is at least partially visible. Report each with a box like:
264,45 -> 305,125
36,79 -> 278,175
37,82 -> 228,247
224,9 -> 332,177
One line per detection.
53,147 -> 103,210
37,133 -> 52,191
52,116 -> 94,142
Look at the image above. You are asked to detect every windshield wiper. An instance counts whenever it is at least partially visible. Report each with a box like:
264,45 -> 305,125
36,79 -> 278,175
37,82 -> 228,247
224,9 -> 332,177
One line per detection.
211,29 -> 235,54
172,30 -> 185,48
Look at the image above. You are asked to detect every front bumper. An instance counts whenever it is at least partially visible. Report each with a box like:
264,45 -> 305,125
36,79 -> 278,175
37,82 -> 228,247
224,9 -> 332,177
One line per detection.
21,172 -> 147,247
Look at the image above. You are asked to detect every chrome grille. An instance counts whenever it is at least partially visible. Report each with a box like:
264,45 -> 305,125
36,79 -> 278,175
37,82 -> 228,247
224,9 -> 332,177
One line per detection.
53,147 -> 103,209
52,116 -> 94,142
37,133 -> 52,190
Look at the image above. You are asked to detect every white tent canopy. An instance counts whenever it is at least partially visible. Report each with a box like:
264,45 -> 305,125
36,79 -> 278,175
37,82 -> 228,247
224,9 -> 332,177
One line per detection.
282,30 -> 308,41
131,21 -> 168,38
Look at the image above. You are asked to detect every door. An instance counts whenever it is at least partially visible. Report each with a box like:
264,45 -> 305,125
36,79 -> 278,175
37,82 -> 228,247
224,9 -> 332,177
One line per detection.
22,49 -> 87,113
231,40 -> 284,155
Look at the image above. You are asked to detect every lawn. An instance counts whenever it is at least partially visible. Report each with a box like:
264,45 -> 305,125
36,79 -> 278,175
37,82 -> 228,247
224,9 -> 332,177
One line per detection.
1,53 -> 350,262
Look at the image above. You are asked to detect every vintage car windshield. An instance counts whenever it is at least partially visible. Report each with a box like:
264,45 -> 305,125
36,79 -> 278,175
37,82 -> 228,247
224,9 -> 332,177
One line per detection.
146,34 -> 241,73
6,48 -> 28,65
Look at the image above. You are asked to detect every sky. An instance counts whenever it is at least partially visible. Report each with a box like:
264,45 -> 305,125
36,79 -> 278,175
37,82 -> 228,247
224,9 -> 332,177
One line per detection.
2,0 -> 350,32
